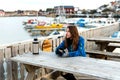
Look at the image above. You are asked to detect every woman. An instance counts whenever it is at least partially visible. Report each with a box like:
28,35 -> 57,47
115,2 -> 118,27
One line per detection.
55,25 -> 86,57
55,25 -> 86,80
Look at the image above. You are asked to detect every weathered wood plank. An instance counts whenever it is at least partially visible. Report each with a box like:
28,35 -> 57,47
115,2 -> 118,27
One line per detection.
56,38 -> 60,47
107,43 -> 120,52
24,64 -> 39,80
18,44 -> 25,55
51,40 -> 54,52
12,45 -> 25,80
29,43 -> 32,52
40,70 -> 61,80
108,43 -> 120,48
87,37 -> 120,43
86,50 -> 120,58
35,68 -> 42,79
58,36 -> 64,44
55,38 -> 59,47
4,47 -> 12,80
11,52 -> 120,80
0,49 -> 5,80
12,45 -> 19,55
52,39 -> 56,51
24,43 -> 31,53
11,46 -> 19,80
36,67 -> 47,79
19,63 -> 25,80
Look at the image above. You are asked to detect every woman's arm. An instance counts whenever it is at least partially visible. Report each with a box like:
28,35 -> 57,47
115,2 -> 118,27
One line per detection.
55,41 -> 65,56
68,36 -> 86,57
55,41 -> 65,50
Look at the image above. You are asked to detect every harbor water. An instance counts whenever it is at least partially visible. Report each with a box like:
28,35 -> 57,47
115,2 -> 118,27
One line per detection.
0,16 -> 53,45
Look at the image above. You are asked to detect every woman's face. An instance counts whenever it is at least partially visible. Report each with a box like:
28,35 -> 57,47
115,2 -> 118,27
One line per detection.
66,28 -> 71,38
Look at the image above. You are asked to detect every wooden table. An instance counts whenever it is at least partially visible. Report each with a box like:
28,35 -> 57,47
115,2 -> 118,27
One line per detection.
10,51 -> 120,80
87,37 -> 120,51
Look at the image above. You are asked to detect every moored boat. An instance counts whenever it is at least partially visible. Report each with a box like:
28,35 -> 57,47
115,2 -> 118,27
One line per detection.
23,19 -> 38,29
35,23 -> 64,30
23,19 -> 37,25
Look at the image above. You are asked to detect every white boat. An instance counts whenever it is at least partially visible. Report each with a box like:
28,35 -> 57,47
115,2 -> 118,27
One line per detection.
85,19 -> 105,27
104,18 -> 116,24
23,19 -> 38,29
85,18 -> 116,27
23,19 -> 37,25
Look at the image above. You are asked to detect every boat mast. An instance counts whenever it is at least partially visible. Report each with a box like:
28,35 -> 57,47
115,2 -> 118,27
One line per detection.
36,11 -> 39,25
58,5 -> 66,23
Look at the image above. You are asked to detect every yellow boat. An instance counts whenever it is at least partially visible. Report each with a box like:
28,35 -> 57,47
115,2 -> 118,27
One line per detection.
35,23 -> 64,29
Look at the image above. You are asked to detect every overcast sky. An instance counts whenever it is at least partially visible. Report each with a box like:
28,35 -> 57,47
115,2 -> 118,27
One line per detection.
0,0 -> 114,11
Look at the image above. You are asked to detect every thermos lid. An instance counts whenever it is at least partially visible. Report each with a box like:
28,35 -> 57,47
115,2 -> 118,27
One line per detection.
34,38 -> 38,41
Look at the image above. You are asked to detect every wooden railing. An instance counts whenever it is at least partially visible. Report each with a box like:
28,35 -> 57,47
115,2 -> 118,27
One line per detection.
0,35 -> 64,80
0,23 -> 119,80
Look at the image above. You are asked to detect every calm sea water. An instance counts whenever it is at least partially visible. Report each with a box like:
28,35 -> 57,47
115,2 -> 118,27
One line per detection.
0,16 -> 53,45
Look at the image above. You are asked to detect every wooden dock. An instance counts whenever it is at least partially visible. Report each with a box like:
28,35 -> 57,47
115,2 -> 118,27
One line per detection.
0,22 -> 120,80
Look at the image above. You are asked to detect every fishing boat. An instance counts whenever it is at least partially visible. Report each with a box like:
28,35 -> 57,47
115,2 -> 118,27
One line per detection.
23,19 -> 37,25
85,18 -> 116,27
23,19 -> 38,29
35,23 -> 64,30
34,6 -> 65,30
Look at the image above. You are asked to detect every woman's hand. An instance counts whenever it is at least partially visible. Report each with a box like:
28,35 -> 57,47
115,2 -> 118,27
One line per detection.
62,49 -> 69,57
56,48 -> 69,57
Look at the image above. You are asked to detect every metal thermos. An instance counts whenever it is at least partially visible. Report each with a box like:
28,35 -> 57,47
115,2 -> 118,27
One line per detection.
32,38 -> 39,54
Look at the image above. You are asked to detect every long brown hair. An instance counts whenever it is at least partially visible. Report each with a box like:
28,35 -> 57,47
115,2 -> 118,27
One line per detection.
65,25 -> 79,50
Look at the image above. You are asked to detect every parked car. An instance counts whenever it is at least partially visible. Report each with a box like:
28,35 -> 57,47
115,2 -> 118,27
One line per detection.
110,31 -> 120,38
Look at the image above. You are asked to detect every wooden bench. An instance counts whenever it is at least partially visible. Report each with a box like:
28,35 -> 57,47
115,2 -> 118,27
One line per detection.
86,50 -> 120,59
107,43 -> 120,52
87,37 -> 120,51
